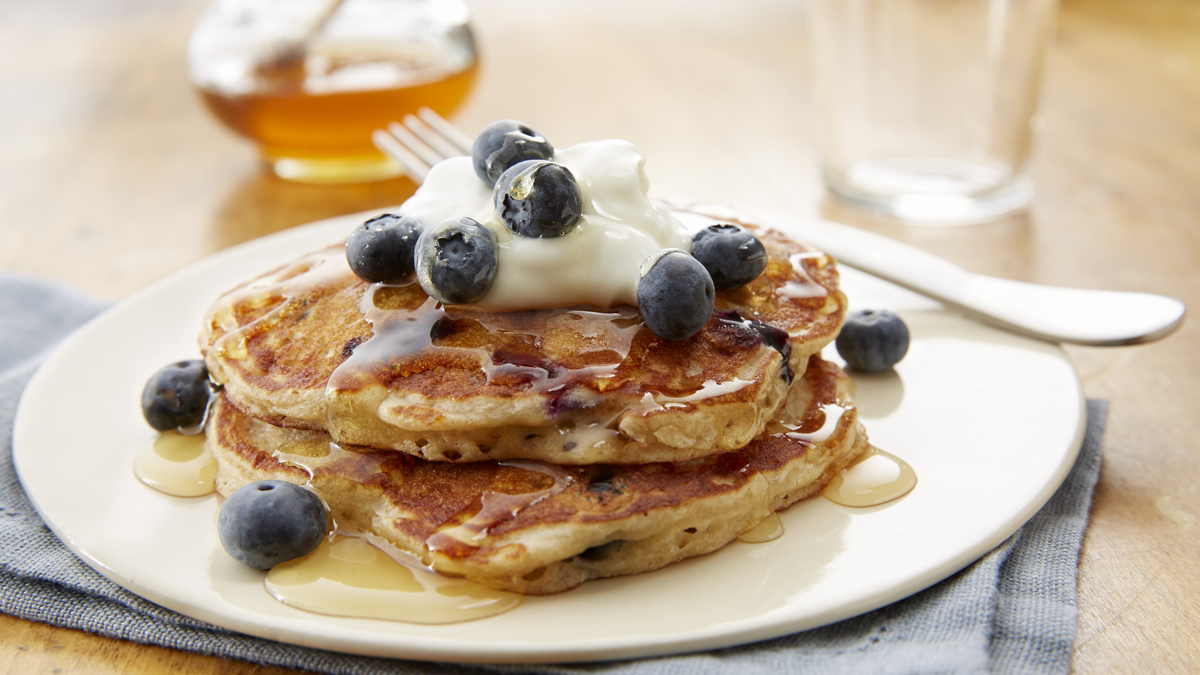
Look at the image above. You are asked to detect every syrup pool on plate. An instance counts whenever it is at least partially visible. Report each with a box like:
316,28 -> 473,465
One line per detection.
133,431 -> 217,498
822,446 -> 917,508
737,513 -> 784,543
266,534 -> 521,623
131,428 -> 522,624
269,438 -> 537,623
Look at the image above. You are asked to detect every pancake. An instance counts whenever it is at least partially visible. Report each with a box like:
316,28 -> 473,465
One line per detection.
200,212 -> 848,465
209,355 -> 869,595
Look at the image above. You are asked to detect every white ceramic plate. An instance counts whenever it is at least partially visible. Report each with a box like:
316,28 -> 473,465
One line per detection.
13,213 -> 1084,664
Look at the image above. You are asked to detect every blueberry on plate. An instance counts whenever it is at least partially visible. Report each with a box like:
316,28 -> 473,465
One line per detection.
415,216 -> 499,304
471,120 -> 555,187
637,250 -> 715,341
691,223 -> 768,289
836,309 -> 910,372
141,360 -> 211,431
218,480 -> 327,570
345,213 -> 423,283
494,160 -> 583,238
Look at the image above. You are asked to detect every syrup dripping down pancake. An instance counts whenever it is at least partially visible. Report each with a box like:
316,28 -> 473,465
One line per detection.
209,356 -> 869,595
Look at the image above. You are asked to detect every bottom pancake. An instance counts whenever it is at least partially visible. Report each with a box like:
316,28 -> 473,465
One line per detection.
209,356 -> 869,595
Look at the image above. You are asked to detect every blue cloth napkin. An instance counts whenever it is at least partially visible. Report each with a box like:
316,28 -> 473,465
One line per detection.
0,271 -> 1104,674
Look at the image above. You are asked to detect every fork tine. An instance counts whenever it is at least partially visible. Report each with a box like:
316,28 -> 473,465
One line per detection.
417,107 -> 473,155
386,121 -> 444,169
371,128 -> 429,183
402,113 -> 462,160
373,108 -> 472,184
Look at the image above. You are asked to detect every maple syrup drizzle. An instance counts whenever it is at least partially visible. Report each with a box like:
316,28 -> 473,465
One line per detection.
765,401 -> 848,446
265,534 -> 520,624
425,460 -> 575,552
274,439 -> 368,483
207,249 -> 348,363
133,431 -> 217,497
757,396 -> 918,509
822,446 -> 917,508
653,378 -> 754,410
737,512 -> 784,543
329,287 -> 646,395
778,252 -> 832,299
274,437 -> 575,552
321,282 -> 769,455
267,440 -> 529,623
474,308 -> 645,388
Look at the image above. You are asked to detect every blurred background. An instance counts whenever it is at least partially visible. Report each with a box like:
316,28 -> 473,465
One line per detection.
2,0 -> 1194,303
3,0 -> 1194,305
0,0 -> 1197,672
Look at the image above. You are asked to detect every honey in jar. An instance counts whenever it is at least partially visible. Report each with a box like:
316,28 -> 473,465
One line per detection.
188,0 -> 478,183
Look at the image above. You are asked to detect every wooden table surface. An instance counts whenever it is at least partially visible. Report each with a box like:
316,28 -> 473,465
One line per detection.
2,0 -> 1197,672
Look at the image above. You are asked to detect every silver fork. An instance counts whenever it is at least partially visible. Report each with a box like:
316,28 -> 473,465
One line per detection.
372,107 -> 471,184
372,110 -> 1185,346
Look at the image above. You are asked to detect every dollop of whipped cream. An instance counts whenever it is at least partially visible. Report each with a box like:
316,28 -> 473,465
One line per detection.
399,139 -> 693,310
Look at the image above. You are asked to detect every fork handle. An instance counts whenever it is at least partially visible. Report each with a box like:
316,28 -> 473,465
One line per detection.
784,216 -> 1186,346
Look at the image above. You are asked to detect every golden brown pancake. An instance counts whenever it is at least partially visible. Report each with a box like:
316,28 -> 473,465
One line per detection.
209,356 -> 869,594
200,213 -> 847,465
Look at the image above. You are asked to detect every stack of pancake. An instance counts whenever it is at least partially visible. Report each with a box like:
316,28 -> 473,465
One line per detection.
201,214 -> 869,594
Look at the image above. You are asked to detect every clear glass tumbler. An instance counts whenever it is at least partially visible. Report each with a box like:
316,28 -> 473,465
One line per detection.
189,0 -> 478,184
811,0 -> 1058,224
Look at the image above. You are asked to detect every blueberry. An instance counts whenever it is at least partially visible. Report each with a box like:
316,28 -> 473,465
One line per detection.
141,360 -> 211,431
494,160 -> 583,238
471,120 -> 554,187
345,213 -> 423,283
836,309 -> 910,372
637,250 -> 715,341
691,224 -> 768,289
415,217 -> 499,304
218,480 -> 327,570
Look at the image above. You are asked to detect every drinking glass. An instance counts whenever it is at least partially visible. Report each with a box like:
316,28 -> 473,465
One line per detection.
811,0 -> 1058,224
189,0 -> 478,184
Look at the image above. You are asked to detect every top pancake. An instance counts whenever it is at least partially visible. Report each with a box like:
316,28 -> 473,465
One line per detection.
200,209 -> 847,464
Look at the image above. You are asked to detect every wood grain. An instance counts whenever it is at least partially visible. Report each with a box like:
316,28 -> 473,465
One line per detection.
1,0 -> 1197,672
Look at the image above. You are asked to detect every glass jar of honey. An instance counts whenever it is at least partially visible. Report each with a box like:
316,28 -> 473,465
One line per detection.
188,0 -> 478,183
